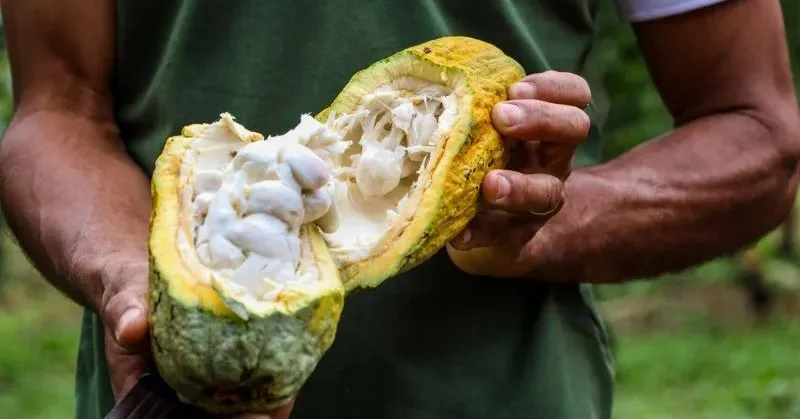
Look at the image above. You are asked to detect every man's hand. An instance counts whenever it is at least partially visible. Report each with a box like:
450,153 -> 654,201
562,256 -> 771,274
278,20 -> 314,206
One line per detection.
454,0 -> 800,284
101,265 -> 296,418
447,71 -> 592,276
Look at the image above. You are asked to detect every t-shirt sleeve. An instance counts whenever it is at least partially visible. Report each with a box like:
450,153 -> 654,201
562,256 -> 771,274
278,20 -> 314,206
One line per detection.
612,0 -> 731,22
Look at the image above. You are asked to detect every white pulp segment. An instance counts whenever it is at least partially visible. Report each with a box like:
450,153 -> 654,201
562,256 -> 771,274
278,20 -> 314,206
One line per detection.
184,77 -> 458,302
321,77 -> 459,263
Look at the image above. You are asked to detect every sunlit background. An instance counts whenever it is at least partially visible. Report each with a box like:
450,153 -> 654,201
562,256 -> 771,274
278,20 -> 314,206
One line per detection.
0,1 -> 799,418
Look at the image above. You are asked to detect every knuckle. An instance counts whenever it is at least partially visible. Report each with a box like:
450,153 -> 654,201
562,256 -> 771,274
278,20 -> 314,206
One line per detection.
545,73 -> 567,96
524,70 -> 557,80
574,81 -> 592,104
518,72 -> 591,107
551,71 -> 580,87
566,72 -> 588,88
522,71 -> 558,88
508,101 -> 590,142
544,177 -> 563,208
521,174 -> 562,210
521,177 -> 540,205
558,73 -> 591,105
553,80 -> 570,101
579,78 -> 592,98
523,100 -> 553,134
562,75 -> 590,102
506,173 -> 531,205
572,110 -> 591,139
541,70 -> 563,80
524,177 -> 560,212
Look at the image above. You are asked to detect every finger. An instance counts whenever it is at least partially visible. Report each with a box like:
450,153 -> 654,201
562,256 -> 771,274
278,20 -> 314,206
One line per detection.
481,170 -> 564,214
104,291 -> 149,348
492,99 -> 591,144
101,267 -> 148,348
449,209 -> 540,250
536,142 -> 576,180
508,70 -> 592,108
508,141 -> 575,180
105,329 -> 151,401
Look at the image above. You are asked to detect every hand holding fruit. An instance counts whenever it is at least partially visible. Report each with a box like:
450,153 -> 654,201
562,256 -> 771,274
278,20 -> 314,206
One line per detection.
100,260 -> 151,403
100,261 -> 294,419
448,70 -> 592,277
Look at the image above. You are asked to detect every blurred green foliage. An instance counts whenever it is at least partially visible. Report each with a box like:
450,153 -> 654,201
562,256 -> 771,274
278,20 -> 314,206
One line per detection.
0,283 -> 81,419
585,1 -> 673,161
614,319 -> 800,418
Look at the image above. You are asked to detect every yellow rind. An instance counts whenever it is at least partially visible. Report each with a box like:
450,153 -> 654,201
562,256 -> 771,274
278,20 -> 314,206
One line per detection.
148,124 -> 344,318
316,36 -> 526,291
148,122 -> 345,414
147,35 -> 525,412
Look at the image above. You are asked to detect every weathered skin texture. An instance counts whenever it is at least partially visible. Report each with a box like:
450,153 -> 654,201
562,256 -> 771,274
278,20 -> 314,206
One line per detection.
317,36 -> 526,291
149,256 -> 343,413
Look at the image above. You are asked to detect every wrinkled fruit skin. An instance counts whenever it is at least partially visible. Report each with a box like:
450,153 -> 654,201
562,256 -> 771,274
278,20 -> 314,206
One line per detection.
147,35 -> 524,415
149,257 -> 343,413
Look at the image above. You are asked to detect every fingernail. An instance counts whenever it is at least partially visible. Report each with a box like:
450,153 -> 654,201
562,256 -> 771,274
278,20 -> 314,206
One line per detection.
492,174 -> 511,202
509,82 -> 535,99
495,103 -> 523,127
458,228 -> 471,244
116,308 -> 142,343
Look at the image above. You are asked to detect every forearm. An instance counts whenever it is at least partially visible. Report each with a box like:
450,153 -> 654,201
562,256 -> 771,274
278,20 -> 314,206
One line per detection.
0,107 -> 152,311
534,109 -> 800,283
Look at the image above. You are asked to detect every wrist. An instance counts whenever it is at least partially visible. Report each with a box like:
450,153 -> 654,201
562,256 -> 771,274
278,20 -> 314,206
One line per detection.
66,238 -> 149,315
525,167 -> 622,283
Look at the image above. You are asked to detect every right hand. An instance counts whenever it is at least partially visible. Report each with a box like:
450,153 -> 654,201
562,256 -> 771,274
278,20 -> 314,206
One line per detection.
99,261 -> 295,419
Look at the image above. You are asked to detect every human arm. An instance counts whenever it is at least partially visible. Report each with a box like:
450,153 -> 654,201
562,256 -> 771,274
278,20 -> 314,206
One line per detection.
531,0 -> 800,283
449,0 -> 800,283
0,0 -> 155,399
0,1 -> 292,417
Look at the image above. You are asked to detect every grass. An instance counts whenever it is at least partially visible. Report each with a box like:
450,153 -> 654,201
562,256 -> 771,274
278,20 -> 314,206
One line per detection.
0,242 -> 81,419
611,315 -> 800,419
1,233 -> 800,419
596,217 -> 800,418
0,298 -> 80,419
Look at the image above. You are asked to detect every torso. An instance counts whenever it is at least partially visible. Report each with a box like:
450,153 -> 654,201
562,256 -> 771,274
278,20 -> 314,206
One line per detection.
74,1 -> 613,418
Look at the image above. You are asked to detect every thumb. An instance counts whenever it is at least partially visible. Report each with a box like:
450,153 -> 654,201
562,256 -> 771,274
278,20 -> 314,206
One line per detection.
102,286 -> 152,401
99,262 -> 152,402
115,303 -> 148,348
102,285 -> 149,349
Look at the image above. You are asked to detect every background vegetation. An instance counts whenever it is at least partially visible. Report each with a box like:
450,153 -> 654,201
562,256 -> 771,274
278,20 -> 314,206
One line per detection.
0,1 -> 799,418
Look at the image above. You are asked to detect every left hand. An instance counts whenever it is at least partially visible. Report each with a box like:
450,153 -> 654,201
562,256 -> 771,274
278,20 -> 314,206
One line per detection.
447,70 -> 591,277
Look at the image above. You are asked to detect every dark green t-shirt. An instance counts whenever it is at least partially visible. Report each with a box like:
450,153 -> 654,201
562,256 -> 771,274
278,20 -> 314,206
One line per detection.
75,1 -> 613,418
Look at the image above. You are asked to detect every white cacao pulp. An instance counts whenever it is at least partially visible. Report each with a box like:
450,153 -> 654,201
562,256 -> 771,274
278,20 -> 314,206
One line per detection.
184,77 -> 458,303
